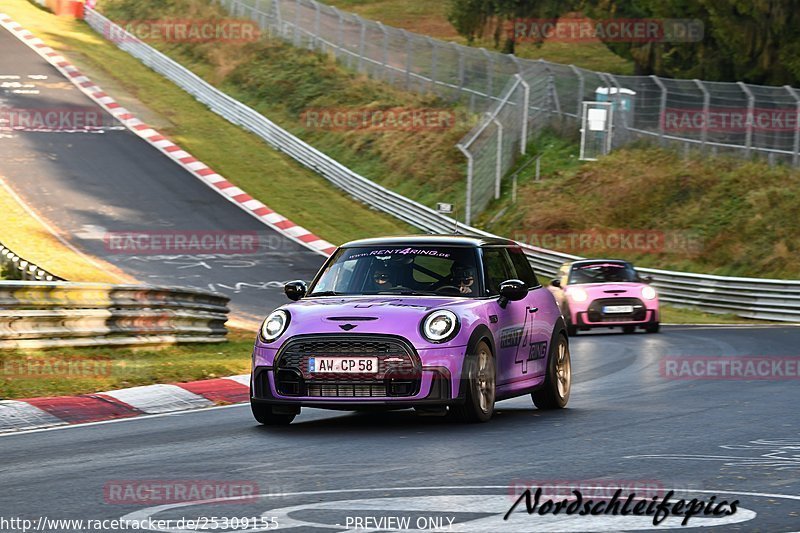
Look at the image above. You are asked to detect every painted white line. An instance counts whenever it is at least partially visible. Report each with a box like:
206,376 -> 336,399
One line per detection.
0,403 -> 248,438
224,374 -> 251,386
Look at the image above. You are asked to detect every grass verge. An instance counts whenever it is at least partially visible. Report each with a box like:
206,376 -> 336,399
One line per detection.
0,328 -> 254,400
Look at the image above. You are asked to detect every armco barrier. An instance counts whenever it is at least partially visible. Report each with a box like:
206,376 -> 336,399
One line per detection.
83,9 -> 800,322
0,281 -> 230,348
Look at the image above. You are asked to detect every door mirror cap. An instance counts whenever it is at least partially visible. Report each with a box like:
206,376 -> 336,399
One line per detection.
284,280 -> 308,301
550,278 -> 561,288
498,279 -> 528,308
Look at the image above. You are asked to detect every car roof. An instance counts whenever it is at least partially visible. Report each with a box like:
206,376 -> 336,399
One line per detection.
341,234 -> 518,248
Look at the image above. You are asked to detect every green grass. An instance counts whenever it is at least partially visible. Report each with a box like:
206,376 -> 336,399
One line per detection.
483,132 -> 800,280
0,330 -> 255,400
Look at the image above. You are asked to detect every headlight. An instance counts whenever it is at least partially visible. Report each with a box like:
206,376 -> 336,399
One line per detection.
642,286 -> 657,301
421,310 -> 459,343
260,310 -> 289,342
568,287 -> 588,302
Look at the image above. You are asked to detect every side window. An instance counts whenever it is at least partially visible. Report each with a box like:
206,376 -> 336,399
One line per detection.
482,248 -> 514,295
507,247 -> 539,288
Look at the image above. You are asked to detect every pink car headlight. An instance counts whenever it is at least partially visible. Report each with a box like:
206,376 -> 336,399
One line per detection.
567,287 -> 588,302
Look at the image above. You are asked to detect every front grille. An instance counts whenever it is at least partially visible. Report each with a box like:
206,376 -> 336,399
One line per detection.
587,297 -> 647,322
274,335 -> 421,398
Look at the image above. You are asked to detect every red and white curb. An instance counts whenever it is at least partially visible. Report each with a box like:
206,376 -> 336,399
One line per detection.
0,14 -> 337,257
0,374 -> 251,433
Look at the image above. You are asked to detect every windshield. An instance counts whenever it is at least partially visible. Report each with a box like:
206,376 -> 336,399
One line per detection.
309,246 -> 483,297
568,262 -> 640,284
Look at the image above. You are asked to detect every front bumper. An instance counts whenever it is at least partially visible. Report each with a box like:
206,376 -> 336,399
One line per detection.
251,334 -> 468,407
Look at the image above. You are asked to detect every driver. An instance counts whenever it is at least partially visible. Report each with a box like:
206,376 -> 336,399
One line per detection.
452,264 -> 476,295
370,264 -> 396,291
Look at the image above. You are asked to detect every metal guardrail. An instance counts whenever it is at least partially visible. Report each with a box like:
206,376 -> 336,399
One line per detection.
84,9 -> 800,322
0,281 -> 230,348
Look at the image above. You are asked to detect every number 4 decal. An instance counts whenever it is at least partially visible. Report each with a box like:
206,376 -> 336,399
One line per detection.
515,307 -> 547,374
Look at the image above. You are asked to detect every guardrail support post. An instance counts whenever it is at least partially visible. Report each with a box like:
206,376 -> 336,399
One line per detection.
738,81 -> 755,158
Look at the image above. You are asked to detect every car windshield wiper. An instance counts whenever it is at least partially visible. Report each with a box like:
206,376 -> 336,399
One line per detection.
375,290 -> 437,296
308,291 -> 342,296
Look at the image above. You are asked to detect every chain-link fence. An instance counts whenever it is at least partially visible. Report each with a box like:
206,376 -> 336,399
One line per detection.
218,0 -> 800,223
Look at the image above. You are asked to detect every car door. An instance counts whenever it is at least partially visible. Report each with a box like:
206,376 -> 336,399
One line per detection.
507,247 -> 555,380
481,247 -> 532,387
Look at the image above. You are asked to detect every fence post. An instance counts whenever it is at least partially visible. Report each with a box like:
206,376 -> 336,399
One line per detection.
313,1 -> 321,49
651,75 -> 667,145
293,0 -> 301,46
509,54 -> 525,76
427,37 -> 438,94
694,79 -> 710,152
492,117 -> 503,199
454,42 -> 465,95
458,144 -> 474,226
786,85 -> 800,167
377,22 -> 389,80
402,30 -> 412,90
330,6 -> 343,59
516,74 -> 530,154
273,0 -> 282,36
481,48 -> 493,99
738,82 -> 754,157
358,19 -> 366,72
569,65 -> 584,118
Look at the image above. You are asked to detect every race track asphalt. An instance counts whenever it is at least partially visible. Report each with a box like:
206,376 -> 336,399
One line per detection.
1,326 -> 798,532
0,25 -> 326,324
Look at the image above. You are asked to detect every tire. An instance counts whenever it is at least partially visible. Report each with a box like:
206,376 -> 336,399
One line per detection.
622,325 -> 636,334
645,321 -> 660,334
251,402 -> 295,426
564,305 -> 577,336
450,340 -> 495,423
532,333 -> 571,410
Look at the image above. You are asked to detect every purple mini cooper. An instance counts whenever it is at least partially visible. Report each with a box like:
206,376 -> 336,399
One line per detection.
250,235 -> 571,425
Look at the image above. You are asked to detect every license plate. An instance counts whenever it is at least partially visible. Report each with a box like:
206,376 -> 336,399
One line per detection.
309,357 -> 378,374
604,305 -> 634,314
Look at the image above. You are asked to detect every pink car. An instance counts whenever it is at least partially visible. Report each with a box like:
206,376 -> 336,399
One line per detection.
549,259 -> 659,335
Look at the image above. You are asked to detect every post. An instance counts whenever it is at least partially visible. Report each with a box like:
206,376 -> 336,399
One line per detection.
377,22 -> 389,80
569,64 -> 584,118
313,2 -> 321,49
694,79 -> 710,151
293,0 -> 301,46
516,74 -> 530,154
274,0 -> 282,36
331,7 -> 343,59
786,85 -> 800,167
738,81 -> 755,157
481,48 -> 493,98
358,19 -> 366,72
493,117 -> 503,199
427,37 -> 438,94
403,30 -> 413,90
454,42 -> 465,94
458,144 -> 474,225
651,75 -> 667,145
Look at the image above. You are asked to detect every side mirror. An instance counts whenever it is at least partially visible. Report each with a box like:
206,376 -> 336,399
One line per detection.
550,279 -> 561,288
498,279 -> 527,308
644,276 -> 654,284
284,280 -> 308,301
